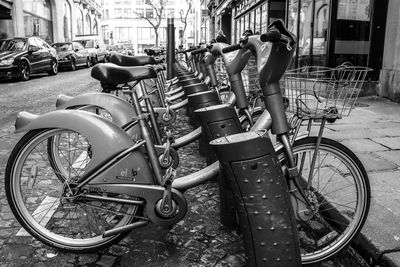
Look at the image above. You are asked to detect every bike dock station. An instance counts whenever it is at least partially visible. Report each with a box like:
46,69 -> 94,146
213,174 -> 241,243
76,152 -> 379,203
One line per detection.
0,15 -> 384,267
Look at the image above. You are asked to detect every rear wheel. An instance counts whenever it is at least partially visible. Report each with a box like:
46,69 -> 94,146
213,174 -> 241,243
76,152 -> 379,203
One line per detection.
48,59 -> 58,75
5,129 -> 140,252
277,137 -> 370,264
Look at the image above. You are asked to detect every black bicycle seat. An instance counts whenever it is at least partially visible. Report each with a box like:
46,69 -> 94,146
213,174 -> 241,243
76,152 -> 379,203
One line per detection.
91,63 -> 157,84
110,54 -> 157,66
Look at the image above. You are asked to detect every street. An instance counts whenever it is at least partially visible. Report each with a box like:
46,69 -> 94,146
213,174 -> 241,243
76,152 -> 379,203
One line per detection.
0,68 -> 363,266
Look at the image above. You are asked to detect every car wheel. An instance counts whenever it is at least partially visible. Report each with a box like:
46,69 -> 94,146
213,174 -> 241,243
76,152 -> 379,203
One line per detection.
48,59 -> 58,75
19,61 -> 30,81
85,57 -> 91,68
70,58 -> 76,71
91,56 -> 98,66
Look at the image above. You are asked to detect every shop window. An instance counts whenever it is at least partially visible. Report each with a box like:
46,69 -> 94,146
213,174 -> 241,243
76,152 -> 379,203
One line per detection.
261,3 -> 267,34
116,27 -> 132,41
334,0 -> 371,66
255,7 -> 261,34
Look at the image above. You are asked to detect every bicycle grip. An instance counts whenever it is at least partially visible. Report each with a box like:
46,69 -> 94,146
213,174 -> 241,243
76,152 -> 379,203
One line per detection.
260,30 -> 281,42
221,43 -> 242,53
183,47 -> 197,53
191,47 -> 208,55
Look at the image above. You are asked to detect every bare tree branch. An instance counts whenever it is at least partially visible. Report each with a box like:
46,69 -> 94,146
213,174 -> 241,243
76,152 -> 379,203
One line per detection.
132,0 -> 167,46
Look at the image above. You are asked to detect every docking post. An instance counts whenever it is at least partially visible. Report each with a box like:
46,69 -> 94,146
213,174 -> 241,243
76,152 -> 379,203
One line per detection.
166,17 -> 175,80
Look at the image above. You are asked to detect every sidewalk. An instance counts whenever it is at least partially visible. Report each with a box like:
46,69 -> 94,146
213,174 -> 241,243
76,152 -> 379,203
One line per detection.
321,96 -> 400,266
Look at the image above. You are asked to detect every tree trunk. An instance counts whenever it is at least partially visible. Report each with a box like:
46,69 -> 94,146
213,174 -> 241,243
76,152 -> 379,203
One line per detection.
155,30 -> 159,46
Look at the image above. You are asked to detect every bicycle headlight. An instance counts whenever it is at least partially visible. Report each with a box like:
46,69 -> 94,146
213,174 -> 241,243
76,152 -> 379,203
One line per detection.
0,58 -> 15,65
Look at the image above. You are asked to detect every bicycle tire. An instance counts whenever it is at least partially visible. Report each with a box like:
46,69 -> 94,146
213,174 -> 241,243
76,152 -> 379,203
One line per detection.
5,129 -> 140,252
277,137 -> 370,264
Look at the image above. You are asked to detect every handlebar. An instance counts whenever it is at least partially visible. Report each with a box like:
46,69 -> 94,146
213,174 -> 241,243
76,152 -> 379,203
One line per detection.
177,46 -> 198,54
221,27 -> 289,54
191,47 -> 208,55
260,30 -> 281,42
221,43 -> 242,54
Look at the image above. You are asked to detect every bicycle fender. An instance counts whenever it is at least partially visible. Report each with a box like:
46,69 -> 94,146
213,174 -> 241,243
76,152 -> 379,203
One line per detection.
56,93 -> 136,127
15,110 -> 140,175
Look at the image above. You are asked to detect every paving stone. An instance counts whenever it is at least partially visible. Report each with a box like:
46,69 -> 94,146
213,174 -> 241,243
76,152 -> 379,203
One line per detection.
183,239 -> 207,251
77,253 -> 98,265
357,153 -> 398,172
95,254 -> 118,267
185,250 -> 200,262
341,138 -> 389,152
375,150 -> 400,166
371,137 -> 400,150
108,244 -> 130,256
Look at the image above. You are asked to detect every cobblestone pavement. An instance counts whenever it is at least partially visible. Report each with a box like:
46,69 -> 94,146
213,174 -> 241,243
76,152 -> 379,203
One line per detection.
0,69 -> 363,266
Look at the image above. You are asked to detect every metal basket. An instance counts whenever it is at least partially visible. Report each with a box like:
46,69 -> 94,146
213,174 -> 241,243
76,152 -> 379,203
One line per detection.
282,65 -> 372,119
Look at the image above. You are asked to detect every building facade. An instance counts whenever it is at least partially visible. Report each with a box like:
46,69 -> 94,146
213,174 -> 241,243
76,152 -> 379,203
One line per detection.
100,0 -> 194,54
209,0 -> 400,102
0,0 -> 102,44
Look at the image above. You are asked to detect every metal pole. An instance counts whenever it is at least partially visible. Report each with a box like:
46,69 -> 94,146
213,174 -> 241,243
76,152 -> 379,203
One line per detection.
167,18 -> 175,80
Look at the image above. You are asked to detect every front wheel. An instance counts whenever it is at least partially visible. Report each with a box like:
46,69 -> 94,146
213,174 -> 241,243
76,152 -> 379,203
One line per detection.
85,57 -> 91,68
5,129 -> 140,252
69,58 -> 76,71
277,137 -> 370,264
19,61 -> 30,81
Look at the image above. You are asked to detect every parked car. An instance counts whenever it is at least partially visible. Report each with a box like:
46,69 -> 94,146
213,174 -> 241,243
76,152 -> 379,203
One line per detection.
73,36 -> 107,65
0,36 -> 58,81
51,41 -> 91,71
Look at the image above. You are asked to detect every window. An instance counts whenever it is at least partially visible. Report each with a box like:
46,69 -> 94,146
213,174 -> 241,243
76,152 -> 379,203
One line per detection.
23,0 -> 53,43
135,8 -> 144,17
145,9 -> 153,18
35,38 -> 49,49
137,27 -> 154,40
261,3 -> 268,34
124,8 -> 131,18
255,7 -> 261,34
115,8 -> 123,18
73,42 -> 84,50
115,27 -> 133,40
136,0 -> 144,4
166,8 -> 174,18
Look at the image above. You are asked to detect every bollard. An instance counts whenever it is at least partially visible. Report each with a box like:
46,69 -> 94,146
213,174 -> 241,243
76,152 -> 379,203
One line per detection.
166,18 -> 175,80
210,130 -> 302,267
195,104 -> 242,164
183,82 -> 209,95
195,104 -> 242,227
187,91 -> 220,127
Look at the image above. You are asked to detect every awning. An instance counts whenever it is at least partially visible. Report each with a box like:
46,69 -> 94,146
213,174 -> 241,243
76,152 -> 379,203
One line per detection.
0,1 -> 11,20
215,0 -> 233,16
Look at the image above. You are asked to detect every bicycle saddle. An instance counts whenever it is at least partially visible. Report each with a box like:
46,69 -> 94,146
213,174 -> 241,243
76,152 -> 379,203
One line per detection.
110,54 -> 162,66
91,63 -> 157,84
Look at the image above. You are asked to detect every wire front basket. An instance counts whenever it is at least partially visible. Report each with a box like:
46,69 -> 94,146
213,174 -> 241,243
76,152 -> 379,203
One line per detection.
282,65 -> 372,119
